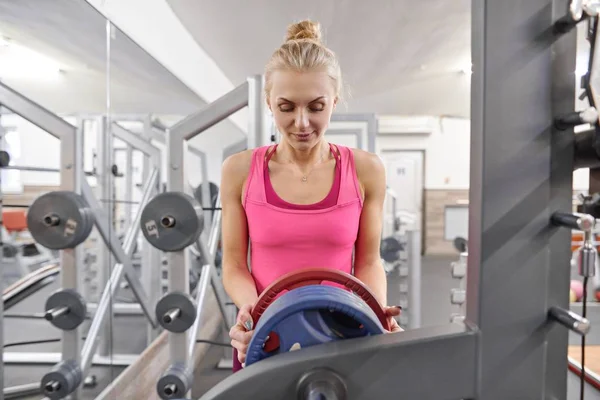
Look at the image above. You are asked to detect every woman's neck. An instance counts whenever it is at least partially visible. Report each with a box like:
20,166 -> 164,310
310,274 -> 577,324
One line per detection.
276,139 -> 329,167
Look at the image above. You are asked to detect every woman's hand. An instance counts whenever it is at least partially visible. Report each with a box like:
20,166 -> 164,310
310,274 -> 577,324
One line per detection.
383,305 -> 404,333
229,304 -> 255,366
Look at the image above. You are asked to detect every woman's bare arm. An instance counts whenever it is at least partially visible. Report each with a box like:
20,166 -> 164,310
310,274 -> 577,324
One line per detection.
352,149 -> 388,307
220,150 -> 259,309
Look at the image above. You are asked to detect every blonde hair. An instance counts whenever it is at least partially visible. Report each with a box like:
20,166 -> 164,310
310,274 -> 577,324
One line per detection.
264,20 -> 343,101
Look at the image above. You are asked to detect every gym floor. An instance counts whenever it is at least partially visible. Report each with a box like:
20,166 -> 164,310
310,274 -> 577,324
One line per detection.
2,255 -> 598,399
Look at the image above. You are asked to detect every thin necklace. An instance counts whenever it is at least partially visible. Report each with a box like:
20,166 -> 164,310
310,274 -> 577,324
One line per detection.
286,146 -> 327,183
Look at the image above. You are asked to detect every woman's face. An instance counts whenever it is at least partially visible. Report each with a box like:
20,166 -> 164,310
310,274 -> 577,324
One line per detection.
267,70 -> 337,151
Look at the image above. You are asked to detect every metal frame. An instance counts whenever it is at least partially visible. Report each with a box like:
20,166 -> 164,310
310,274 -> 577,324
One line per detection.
330,113 -> 377,152
0,108 -> 4,400
0,80 -> 84,398
326,127 -> 365,150
155,75 -> 263,398
148,120 -> 214,228
223,138 -> 248,159
0,80 -> 163,399
196,1 -> 581,399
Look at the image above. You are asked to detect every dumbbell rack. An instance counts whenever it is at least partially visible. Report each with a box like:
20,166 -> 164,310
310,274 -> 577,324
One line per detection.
450,252 -> 468,324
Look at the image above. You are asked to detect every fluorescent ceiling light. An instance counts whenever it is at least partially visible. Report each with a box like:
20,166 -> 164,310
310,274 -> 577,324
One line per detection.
0,36 -> 63,81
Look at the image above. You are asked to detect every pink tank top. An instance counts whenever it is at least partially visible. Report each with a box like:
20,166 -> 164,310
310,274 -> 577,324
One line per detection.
243,143 -> 363,294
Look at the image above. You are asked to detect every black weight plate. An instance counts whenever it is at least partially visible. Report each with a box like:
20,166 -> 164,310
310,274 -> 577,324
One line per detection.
27,191 -> 94,250
155,291 -> 196,333
141,192 -> 204,252
44,289 -> 87,331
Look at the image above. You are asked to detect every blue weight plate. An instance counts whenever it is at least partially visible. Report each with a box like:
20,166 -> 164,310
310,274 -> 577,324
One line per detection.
245,285 -> 385,367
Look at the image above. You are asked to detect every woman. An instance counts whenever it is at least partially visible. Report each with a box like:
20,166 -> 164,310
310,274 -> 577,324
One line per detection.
220,19 -> 402,371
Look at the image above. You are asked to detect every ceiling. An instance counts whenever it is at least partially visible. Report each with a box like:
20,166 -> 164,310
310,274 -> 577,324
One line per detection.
3,0 -> 588,122
0,0 -> 203,117
166,0 -> 472,117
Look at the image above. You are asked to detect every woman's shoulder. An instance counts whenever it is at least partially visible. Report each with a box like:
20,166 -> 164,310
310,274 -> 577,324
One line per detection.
348,147 -> 385,178
221,149 -> 254,189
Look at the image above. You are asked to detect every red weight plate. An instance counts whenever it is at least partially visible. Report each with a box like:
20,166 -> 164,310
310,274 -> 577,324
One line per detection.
251,267 -> 390,331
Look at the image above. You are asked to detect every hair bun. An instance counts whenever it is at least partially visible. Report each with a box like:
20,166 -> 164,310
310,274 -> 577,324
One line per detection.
285,20 -> 322,43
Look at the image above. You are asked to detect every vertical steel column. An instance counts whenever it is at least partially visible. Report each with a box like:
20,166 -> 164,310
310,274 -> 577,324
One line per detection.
166,128 -> 190,368
124,145 -> 133,228
200,152 -> 212,229
59,114 -> 84,400
95,116 -> 113,356
467,0 -> 576,398
407,229 -> 421,329
0,112 -> 4,400
142,116 -> 161,344
366,114 -> 377,153
247,75 -> 266,148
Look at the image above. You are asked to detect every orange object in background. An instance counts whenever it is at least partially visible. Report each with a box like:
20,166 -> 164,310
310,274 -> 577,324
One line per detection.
3,209 -> 28,233
571,232 -> 600,252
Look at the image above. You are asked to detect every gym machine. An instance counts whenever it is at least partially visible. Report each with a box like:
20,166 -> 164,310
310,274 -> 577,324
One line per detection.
195,1 -> 590,399
138,75 -> 268,399
0,82 -> 163,399
144,123 -> 215,233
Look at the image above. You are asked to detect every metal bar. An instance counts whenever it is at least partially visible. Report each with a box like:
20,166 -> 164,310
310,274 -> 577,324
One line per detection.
143,116 -> 162,345
200,152 -> 212,228
223,139 -> 248,159
171,81 -> 250,142
125,145 -> 133,229
2,165 -> 62,173
407,229 -> 421,329
187,262 -> 212,366
187,147 -> 211,228
198,325 -> 478,400
112,122 -> 160,159
57,111 -> 83,400
3,382 -> 41,399
466,1 -> 576,398
166,125 -> 190,370
81,177 -> 157,327
150,127 -> 166,143
54,112 -> 153,121
96,116 -> 112,357
0,157 -> 4,400
330,113 -> 376,152
86,302 -> 144,314
327,128 -> 363,150
1,165 -> 95,176
247,75 -> 266,148
0,81 -> 75,139
198,233 -> 228,329
80,168 -> 159,377
206,194 -> 229,327
3,352 -> 138,366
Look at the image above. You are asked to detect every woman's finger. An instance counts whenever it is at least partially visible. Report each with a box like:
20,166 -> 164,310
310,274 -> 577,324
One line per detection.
237,304 -> 254,331
231,339 -> 248,355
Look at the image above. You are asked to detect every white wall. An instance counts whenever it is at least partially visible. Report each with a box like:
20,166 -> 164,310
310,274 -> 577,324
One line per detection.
375,116 -> 470,190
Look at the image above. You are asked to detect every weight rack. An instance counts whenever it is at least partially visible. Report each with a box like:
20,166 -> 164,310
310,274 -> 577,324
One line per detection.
195,1 -> 589,398
0,82 -> 163,398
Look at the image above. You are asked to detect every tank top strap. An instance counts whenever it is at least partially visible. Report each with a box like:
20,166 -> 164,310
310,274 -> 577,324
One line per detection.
243,145 -> 273,206
334,145 -> 363,206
